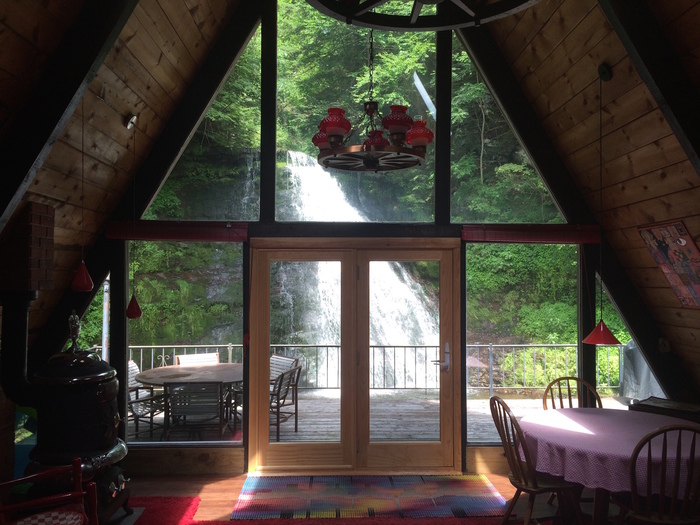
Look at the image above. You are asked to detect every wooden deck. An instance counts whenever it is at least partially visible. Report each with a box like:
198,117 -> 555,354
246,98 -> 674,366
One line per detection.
127,388 -> 629,444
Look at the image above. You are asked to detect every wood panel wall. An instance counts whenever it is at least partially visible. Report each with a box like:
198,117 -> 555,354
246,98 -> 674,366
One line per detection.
0,0 -> 239,479
0,0 -> 238,346
487,0 -> 700,383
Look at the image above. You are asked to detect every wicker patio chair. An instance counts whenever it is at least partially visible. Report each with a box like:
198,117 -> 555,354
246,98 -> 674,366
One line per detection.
174,352 -> 220,365
127,360 -> 165,438
270,365 -> 302,442
163,381 -> 230,440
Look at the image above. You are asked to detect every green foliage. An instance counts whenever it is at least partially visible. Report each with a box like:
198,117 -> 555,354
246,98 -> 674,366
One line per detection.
127,241 -> 243,345
466,244 -> 580,342
73,288 -> 105,350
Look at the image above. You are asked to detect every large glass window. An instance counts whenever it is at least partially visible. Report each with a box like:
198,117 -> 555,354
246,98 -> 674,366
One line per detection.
276,0 -> 436,222
464,243 -> 630,443
126,240 -> 244,445
146,30 -> 262,221
450,34 -> 560,224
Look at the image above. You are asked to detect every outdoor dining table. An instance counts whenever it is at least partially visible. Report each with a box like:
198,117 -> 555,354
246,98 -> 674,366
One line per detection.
134,363 -> 243,386
518,407 -> 700,525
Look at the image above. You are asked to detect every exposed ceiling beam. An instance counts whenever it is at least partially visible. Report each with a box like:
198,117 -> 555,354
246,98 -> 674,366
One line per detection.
599,0 -> 700,176
30,1 -> 264,363
0,0 -> 139,236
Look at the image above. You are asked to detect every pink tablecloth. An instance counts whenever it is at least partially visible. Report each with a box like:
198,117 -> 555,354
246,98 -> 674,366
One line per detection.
519,408 -> 700,493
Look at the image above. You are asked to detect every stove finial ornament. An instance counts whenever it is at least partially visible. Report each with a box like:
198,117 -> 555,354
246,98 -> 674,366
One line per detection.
68,309 -> 81,353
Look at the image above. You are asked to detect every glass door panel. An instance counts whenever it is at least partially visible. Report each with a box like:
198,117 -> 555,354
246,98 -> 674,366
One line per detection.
359,247 -> 458,470
269,260 -> 341,443
368,260 -> 440,442
250,239 -> 459,472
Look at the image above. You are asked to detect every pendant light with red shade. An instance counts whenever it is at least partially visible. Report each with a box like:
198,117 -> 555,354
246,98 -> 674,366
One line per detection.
71,98 -> 94,293
583,64 -> 620,346
125,114 -> 142,319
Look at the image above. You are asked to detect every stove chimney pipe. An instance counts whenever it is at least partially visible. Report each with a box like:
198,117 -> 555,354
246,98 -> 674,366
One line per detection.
0,291 -> 38,407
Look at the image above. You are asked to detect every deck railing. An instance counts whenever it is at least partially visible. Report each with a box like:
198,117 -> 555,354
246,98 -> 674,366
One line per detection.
124,342 -> 622,393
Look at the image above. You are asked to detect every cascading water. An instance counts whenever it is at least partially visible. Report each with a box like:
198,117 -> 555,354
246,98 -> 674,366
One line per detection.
283,151 -> 365,222
283,151 -> 439,349
279,152 -> 442,441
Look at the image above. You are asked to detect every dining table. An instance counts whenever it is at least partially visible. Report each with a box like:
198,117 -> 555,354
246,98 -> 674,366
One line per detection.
135,362 -> 243,386
518,407 -> 700,524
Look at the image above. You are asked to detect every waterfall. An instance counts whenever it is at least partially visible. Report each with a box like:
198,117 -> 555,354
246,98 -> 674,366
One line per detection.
284,152 -> 438,347
284,151 -> 364,222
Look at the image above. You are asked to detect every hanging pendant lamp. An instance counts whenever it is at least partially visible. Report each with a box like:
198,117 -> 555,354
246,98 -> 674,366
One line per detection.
72,261 -> 94,292
72,98 -> 94,293
583,63 -> 620,346
125,114 -> 142,319
126,290 -> 142,319
312,29 -> 433,172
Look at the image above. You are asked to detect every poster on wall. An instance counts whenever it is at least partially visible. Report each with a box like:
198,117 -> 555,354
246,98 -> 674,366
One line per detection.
638,221 -> 700,309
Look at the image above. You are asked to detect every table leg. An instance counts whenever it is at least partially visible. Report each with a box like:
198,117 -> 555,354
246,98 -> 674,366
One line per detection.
592,487 -> 610,525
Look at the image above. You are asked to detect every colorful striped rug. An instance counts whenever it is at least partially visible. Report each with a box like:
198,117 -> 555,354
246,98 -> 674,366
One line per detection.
230,475 -> 507,520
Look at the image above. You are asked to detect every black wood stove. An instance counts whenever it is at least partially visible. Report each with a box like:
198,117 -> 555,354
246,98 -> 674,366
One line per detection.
26,311 -> 132,523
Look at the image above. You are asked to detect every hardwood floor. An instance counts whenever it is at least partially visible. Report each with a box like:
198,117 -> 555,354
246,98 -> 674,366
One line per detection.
126,472 -> 516,522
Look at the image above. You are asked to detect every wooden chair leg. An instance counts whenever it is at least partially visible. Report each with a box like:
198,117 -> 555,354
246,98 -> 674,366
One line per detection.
523,492 -> 536,525
501,489 -> 521,525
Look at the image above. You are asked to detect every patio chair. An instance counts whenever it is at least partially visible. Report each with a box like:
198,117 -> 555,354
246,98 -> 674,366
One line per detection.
270,354 -> 300,419
127,360 -> 165,438
542,376 -> 602,410
270,365 -> 302,442
174,352 -> 220,365
163,381 -> 230,440
490,396 -> 584,525
0,457 -> 99,525
625,424 -> 700,524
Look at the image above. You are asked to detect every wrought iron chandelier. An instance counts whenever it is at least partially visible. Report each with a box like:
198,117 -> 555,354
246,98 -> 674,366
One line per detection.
306,0 -> 541,32
312,29 -> 433,173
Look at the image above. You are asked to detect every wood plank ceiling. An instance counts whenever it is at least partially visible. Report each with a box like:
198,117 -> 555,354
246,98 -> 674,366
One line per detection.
1,0 -> 700,395
0,0 -> 252,350
462,0 -> 700,391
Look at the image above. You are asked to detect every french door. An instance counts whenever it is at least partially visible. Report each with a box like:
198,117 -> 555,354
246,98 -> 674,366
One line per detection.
248,238 -> 460,472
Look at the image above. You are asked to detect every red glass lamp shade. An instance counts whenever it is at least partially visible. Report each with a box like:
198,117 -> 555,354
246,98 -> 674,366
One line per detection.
583,319 -> 620,345
382,105 -> 413,146
363,129 -> 390,147
126,293 -> 142,319
320,107 -> 351,146
71,260 -> 94,292
312,127 -> 330,150
406,117 -> 434,150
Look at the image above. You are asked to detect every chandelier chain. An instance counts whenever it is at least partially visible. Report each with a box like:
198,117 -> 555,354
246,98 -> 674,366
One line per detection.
81,98 -> 85,261
598,72 -> 604,322
368,29 -> 374,103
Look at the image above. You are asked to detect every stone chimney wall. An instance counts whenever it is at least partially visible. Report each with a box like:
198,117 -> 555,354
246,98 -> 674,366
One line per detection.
0,201 -> 55,480
0,202 -> 55,292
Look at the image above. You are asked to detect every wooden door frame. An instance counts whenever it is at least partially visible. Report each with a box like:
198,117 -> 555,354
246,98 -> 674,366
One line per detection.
248,237 -> 461,473
358,246 -> 460,469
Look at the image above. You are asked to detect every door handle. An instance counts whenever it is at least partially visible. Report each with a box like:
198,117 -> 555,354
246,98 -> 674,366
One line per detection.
432,342 -> 450,372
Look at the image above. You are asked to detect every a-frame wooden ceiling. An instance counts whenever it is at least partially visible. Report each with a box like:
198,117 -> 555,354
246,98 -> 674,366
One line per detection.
1,0 -> 700,400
